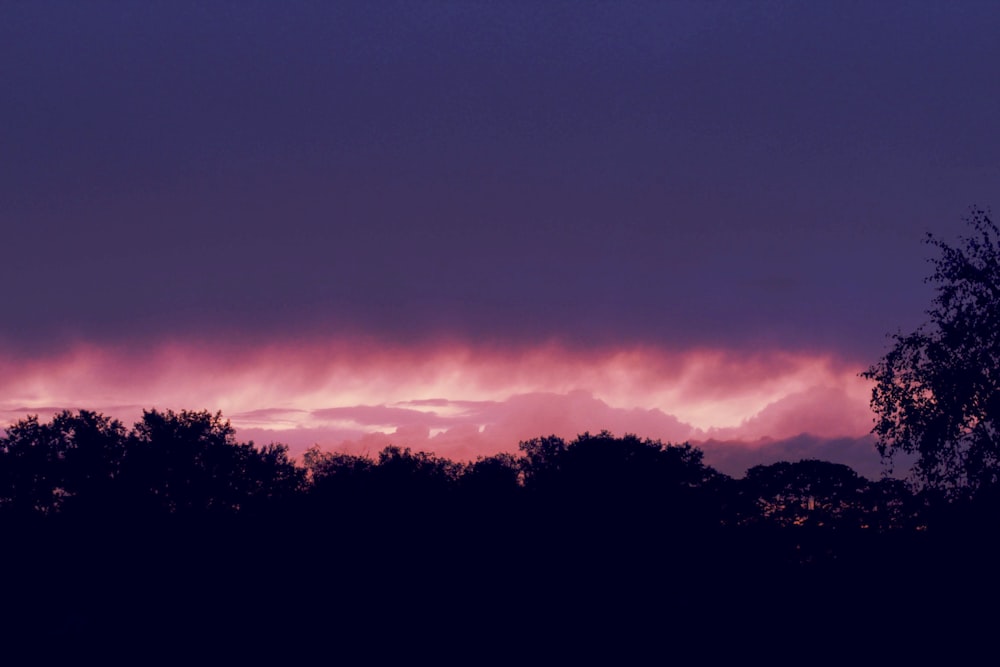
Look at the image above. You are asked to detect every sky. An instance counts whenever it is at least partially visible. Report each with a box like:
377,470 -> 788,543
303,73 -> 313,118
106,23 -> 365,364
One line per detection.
2,1 -> 999,478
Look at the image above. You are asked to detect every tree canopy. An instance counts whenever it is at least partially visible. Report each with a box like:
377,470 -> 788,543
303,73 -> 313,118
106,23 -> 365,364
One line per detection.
0,409 -> 928,536
864,209 -> 1000,499
0,409 -> 303,516
0,410 -> 127,515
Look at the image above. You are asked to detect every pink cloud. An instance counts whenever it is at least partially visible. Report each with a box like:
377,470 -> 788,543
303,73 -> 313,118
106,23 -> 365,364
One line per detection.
310,405 -> 455,429
0,338 -> 876,467
706,385 -> 874,442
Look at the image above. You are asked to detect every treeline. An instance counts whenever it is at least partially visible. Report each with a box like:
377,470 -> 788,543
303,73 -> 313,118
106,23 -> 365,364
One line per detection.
0,408 -> 920,530
1,409 -> 994,659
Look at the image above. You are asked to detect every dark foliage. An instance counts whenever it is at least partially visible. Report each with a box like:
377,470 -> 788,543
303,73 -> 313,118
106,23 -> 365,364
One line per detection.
0,409 -> 302,518
1,410 -> 983,661
0,410 -> 127,515
738,459 -> 866,527
519,431 -> 729,529
865,209 -> 1000,499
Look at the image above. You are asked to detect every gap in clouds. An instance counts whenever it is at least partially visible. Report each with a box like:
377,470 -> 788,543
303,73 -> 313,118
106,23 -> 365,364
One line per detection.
0,338 -> 879,477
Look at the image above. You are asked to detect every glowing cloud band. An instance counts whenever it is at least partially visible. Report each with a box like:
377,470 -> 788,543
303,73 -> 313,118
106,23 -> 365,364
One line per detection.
0,339 -> 874,462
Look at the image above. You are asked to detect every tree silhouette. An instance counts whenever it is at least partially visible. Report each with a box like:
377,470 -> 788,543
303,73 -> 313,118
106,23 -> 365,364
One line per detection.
518,434 -> 569,490
0,410 -> 127,515
301,445 -> 375,508
864,209 -> 1000,499
520,431 -> 719,494
122,409 -> 302,514
370,444 -> 464,504
518,431 -> 727,529
460,452 -> 521,497
738,459 -> 867,528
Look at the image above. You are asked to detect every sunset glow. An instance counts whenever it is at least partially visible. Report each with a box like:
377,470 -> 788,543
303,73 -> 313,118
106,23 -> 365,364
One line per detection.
0,339 -> 874,467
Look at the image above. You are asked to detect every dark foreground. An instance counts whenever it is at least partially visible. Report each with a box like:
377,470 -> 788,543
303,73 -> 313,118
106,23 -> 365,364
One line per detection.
3,509 -> 997,663
1,415 -> 996,661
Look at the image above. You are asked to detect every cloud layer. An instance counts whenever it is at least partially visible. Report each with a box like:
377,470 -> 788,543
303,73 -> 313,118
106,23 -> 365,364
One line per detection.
0,338 -> 878,475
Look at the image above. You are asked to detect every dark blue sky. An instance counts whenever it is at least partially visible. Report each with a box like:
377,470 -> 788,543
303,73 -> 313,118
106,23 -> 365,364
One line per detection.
3,1 -> 999,361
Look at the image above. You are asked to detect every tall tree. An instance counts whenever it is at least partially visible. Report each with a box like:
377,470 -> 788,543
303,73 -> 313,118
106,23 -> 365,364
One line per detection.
864,209 -> 1000,498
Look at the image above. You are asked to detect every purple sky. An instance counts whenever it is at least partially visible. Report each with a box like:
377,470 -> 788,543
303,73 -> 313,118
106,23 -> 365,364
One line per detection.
2,2 -> 998,476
